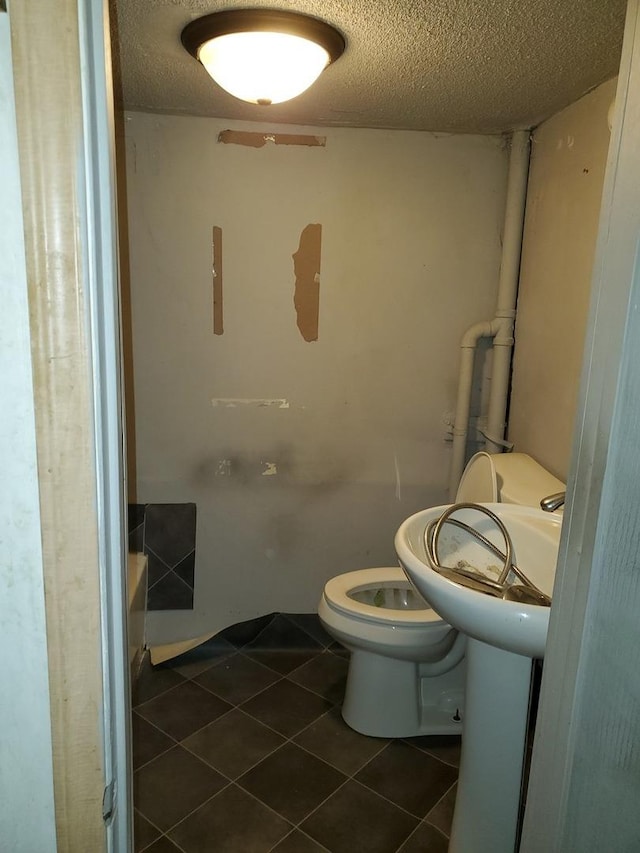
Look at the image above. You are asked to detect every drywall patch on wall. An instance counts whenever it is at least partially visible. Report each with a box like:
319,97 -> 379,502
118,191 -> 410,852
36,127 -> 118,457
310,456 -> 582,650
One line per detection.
212,226 -> 223,335
211,398 -> 290,408
293,224 -> 322,342
218,129 -> 326,148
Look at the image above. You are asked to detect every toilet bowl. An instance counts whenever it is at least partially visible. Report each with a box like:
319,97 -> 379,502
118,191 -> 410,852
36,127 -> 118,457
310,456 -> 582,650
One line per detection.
319,567 -> 466,737
318,452 -> 565,738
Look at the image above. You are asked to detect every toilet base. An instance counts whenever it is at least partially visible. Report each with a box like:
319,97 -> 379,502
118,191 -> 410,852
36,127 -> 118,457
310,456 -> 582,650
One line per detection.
341,648 -> 466,738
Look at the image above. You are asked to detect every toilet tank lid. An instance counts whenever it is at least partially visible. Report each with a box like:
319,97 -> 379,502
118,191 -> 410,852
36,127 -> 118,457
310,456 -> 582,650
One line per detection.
492,452 -> 566,506
455,452 -> 498,503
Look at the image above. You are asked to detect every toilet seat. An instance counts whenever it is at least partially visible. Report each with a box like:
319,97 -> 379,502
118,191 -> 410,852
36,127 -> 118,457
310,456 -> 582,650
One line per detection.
323,567 -> 445,626
456,451 -> 498,503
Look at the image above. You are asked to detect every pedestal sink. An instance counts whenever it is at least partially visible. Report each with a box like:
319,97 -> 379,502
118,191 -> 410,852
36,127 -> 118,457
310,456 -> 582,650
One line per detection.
395,503 -> 562,853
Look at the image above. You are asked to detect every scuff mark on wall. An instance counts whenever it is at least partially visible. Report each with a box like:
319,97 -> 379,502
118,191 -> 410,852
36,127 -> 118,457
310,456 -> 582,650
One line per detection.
212,226 -> 223,335
292,224 -> 322,342
190,446 -> 293,487
218,129 -> 326,148
211,398 -> 290,408
393,452 -> 402,502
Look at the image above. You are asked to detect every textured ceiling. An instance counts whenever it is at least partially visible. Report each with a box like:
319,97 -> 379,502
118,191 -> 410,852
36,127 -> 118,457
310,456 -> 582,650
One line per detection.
112,0 -> 626,133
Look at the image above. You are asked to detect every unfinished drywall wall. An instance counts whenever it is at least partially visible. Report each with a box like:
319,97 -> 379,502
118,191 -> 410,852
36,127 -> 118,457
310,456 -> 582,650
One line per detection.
123,113 -> 508,643
508,79 -> 617,480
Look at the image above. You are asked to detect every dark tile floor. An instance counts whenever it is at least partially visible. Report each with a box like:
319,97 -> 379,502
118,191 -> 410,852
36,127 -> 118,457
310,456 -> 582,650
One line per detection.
133,614 -> 460,853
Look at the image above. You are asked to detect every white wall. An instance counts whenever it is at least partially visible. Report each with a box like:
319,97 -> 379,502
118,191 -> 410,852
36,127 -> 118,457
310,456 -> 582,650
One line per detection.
124,113 -> 508,642
0,10 -> 56,849
508,79 -> 617,481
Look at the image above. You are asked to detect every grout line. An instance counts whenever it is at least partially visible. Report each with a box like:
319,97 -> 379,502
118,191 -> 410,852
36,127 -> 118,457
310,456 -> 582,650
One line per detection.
234,613 -> 278,649
229,781 -> 297,830
290,719 -> 389,778
394,823 -> 421,853
343,776 -> 427,822
132,712 -> 180,772
418,742 -> 461,769
146,567 -> 172,593
422,819 -> 451,843
266,825 -> 333,853
133,675 -> 188,711
158,779 -> 236,842
289,776 -> 352,830
144,831 -> 189,853
170,567 -> 196,594
128,521 -> 144,541
143,777 -> 298,845
241,647 -> 321,679
143,543 -> 173,572
290,718 -> 450,828
283,613 -> 334,650
423,777 -> 457,829
193,664 -> 286,707
358,744 -> 457,828
178,705 -> 236,748
135,807 -> 165,852
235,647 -> 295,676
179,708 -> 286,780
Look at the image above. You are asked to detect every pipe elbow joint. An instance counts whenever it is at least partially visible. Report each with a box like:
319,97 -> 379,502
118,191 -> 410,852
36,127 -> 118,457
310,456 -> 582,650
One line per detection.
461,321 -> 493,348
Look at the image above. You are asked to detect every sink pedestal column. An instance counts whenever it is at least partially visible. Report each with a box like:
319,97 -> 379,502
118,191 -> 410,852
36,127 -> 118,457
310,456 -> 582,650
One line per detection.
449,639 -> 533,853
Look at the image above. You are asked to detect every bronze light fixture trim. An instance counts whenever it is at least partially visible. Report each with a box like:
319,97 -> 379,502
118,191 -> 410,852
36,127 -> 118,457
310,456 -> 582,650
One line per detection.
181,9 -> 346,105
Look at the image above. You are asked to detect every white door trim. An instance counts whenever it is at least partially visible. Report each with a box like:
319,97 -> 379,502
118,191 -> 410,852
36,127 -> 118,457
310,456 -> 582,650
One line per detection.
77,0 -> 131,849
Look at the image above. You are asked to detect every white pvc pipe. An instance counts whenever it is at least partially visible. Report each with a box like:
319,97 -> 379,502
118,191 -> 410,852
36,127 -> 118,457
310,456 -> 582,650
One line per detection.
485,130 -> 531,454
448,131 -> 531,496
449,320 -> 495,499
495,131 -> 531,314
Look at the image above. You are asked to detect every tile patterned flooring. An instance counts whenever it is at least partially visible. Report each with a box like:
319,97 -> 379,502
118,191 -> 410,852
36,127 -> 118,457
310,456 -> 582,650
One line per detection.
133,614 -> 460,853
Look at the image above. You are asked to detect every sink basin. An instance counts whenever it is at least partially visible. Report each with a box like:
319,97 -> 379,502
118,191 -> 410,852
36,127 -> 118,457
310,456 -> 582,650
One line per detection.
395,501 -> 563,852
395,503 -> 562,658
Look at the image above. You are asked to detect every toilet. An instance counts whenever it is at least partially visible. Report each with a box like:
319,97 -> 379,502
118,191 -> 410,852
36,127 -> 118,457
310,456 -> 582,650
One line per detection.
318,451 -> 565,738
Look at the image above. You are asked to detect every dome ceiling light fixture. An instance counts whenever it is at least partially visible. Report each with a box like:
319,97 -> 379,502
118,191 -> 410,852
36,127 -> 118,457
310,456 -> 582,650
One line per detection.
181,9 -> 346,106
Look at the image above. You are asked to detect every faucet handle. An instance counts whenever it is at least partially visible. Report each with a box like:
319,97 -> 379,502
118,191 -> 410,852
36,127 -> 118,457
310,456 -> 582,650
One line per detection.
540,492 -> 566,512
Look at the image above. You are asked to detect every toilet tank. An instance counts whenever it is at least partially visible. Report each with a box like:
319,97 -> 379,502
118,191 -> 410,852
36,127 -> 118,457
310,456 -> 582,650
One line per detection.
456,451 -> 565,507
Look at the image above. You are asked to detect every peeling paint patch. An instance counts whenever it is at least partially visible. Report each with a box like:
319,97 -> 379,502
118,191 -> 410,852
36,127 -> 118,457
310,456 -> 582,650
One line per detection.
211,398 -> 290,408
293,224 -> 322,342
216,459 -> 232,476
218,129 -> 326,148
261,462 -> 278,476
212,226 -> 223,335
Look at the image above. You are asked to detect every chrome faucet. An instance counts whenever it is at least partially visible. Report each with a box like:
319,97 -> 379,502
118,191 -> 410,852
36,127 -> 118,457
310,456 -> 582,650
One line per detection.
540,492 -> 566,512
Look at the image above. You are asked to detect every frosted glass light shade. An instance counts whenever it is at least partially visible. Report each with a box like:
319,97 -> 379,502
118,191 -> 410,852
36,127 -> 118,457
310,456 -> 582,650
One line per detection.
182,10 -> 345,106
199,32 -> 330,104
